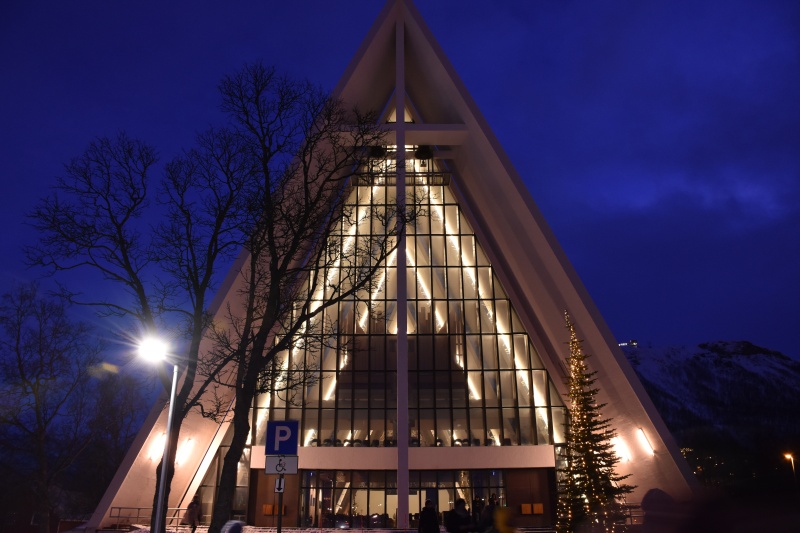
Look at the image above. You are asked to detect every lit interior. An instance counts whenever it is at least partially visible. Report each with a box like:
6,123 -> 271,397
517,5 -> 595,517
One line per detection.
255,147 -> 563,448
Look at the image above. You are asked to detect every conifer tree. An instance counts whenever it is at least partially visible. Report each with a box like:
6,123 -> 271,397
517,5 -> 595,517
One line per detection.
556,311 -> 634,532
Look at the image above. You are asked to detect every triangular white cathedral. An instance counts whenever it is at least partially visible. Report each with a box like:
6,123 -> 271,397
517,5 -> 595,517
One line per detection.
88,0 -> 696,530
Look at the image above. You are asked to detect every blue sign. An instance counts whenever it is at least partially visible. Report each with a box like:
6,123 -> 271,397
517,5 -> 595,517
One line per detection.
266,420 -> 299,456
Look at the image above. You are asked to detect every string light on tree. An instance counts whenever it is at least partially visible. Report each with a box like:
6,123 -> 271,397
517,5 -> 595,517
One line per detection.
556,311 -> 634,533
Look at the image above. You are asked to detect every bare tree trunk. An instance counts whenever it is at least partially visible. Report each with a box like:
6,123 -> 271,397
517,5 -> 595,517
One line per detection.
35,481 -> 50,533
35,423 -> 50,533
208,387 -> 255,533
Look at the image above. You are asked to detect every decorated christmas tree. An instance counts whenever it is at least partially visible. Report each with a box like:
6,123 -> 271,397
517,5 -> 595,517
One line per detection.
556,311 -> 634,532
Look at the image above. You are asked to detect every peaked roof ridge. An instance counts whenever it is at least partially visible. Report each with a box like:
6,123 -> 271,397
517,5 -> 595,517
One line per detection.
333,0 -> 478,126
332,1 -> 398,107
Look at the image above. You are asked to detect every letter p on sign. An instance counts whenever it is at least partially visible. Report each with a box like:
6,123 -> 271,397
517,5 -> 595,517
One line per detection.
266,420 -> 299,456
276,426 -> 291,446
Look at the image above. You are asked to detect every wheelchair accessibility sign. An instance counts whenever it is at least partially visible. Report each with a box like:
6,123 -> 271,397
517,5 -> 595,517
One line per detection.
266,454 -> 298,475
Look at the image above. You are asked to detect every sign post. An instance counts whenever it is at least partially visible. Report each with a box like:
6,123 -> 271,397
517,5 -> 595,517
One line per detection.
266,421 -> 299,533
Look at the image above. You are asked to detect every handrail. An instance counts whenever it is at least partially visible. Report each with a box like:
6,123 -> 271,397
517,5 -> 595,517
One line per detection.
108,506 -> 199,528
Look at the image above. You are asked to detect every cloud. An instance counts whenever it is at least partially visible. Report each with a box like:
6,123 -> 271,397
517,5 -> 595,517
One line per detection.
488,0 -> 800,234
572,167 -> 793,228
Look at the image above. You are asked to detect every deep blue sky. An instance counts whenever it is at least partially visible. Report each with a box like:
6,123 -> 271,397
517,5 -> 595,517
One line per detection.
1,0 -> 798,357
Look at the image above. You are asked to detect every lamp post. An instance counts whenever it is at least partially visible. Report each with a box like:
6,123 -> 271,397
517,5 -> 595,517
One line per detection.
139,337 -> 178,533
785,453 -> 797,491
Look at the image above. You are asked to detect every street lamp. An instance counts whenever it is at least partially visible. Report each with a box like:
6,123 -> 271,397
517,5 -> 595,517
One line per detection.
785,453 -> 797,490
139,337 -> 178,533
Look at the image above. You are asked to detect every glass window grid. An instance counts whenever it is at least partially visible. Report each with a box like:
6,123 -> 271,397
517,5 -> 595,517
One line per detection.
254,177 -> 562,448
300,469 -> 505,529
199,428 -> 253,524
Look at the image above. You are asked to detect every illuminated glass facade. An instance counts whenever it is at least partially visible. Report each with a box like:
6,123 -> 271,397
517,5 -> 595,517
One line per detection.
204,150 -> 571,527
251,152 -> 566,450
299,469 -> 504,528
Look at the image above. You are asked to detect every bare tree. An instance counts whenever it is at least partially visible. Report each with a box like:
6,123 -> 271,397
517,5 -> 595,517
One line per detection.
26,61 -> 406,533
26,125 -> 249,528
199,63 -> 414,533
0,283 -> 103,533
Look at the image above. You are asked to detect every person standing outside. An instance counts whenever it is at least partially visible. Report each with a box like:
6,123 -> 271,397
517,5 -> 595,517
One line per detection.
446,498 -> 474,533
478,494 -> 498,533
182,495 -> 201,533
419,499 -> 439,533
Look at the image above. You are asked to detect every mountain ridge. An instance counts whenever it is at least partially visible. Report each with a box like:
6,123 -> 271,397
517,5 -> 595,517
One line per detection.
620,340 -> 800,491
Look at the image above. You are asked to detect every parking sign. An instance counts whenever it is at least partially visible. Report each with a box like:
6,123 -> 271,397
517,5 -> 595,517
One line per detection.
265,420 -> 299,456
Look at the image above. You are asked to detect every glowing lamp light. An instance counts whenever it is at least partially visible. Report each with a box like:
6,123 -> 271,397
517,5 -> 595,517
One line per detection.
137,334 -> 177,533
323,382 -> 336,402
176,438 -> 194,465
637,428 -> 655,456
138,337 -> 169,363
785,453 -> 796,480
149,433 -> 167,460
612,436 -> 632,462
